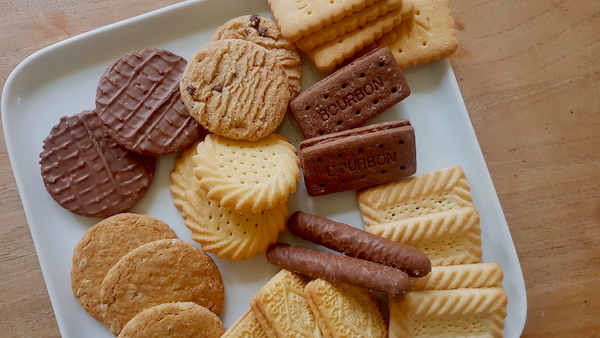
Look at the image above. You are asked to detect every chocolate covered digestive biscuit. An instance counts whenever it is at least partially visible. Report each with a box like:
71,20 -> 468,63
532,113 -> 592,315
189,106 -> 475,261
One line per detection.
289,46 -> 410,138
299,120 -> 416,196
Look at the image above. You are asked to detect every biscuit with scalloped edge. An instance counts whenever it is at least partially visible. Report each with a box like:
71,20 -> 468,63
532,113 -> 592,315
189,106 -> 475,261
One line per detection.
169,140 -> 202,219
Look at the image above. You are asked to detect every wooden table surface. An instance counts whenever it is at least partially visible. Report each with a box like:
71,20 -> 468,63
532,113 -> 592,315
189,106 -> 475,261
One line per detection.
1,0 -> 599,337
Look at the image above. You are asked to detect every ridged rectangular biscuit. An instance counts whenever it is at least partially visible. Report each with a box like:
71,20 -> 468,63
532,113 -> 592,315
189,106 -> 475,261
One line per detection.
411,262 -> 504,291
221,309 -> 268,338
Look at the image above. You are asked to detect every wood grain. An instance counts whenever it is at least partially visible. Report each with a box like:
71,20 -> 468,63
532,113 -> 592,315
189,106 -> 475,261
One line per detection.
1,0 -> 599,337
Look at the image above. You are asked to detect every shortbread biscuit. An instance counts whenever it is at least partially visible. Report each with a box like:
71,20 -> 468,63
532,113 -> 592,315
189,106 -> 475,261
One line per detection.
250,269 -> 322,337
180,39 -> 291,141
212,15 -> 302,97
304,279 -> 387,338
100,239 -> 224,335
389,287 -> 508,337
357,165 -> 473,227
71,213 -> 177,321
411,262 -> 504,291
169,140 -> 202,219
183,174 -> 287,260
374,0 -> 458,68
117,302 -> 225,338
367,206 -> 483,266
221,309 -> 268,338
193,133 -> 300,213
267,0 -> 383,42
305,3 -> 414,71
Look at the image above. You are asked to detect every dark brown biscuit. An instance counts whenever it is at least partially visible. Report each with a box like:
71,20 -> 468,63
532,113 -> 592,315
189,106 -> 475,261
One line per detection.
39,110 -> 155,218
289,46 -> 410,138
299,120 -> 416,196
96,48 -> 207,155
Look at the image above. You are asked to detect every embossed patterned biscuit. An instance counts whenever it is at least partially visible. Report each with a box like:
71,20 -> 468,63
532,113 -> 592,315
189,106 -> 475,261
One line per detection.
357,165 -> 473,227
221,309 -> 268,338
295,0 -> 404,51
373,0 -> 458,68
304,279 -> 387,338
389,287 -> 508,337
180,39 -> 291,141
305,3 -> 414,71
183,174 -> 287,260
100,239 -> 224,335
411,262 -> 504,291
169,140 -> 202,219
193,133 -> 300,213
117,302 -> 225,338
212,15 -> 302,97
267,0 -> 384,42
250,269 -> 322,337
71,213 -> 177,322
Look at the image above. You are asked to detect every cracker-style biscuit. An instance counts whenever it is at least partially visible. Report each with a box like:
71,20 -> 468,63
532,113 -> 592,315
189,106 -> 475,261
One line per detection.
169,140 -> 202,219
389,287 -> 508,337
267,0 -> 383,42
304,279 -> 387,338
70,213 -> 177,322
212,15 -> 302,97
183,174 -> 287,260
100,239 -> 224,335
180,39 -> 291,141
411,262 -> 504,291
117,302 -> 225,338
193,133 -> 300,213
221,309 -> 269,338
367,206 -> 483,266
374,0 -> 458,68
250,269 -> 322,338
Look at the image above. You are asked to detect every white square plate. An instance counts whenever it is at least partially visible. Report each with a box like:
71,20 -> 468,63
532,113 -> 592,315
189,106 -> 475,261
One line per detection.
2,0 -> 527,337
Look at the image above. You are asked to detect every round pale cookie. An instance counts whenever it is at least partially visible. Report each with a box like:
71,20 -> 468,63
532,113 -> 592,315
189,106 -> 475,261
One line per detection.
193,133 -> 300,213
211,14 -> 302,97
183,174 -> 287,260
117,302 -> 225,338
180,39 -> 291,141
100,239 -> 224,336
169,139 -> 202,219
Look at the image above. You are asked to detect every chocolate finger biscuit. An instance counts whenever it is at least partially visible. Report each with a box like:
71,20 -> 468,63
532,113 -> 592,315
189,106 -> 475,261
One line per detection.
289,46 -> 410,138
299,120 -> 416,196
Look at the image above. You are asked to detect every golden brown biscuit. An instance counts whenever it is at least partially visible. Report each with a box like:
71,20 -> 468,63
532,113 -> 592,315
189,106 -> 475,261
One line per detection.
221,309 -> 269,338
169,140 -> 202,219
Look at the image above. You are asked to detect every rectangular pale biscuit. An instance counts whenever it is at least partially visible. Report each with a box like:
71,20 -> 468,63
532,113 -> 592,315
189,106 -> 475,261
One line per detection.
366,206 -> 483,266
304,279 -> 387,338
389,287 -> 508,337
267,0 -> 384,42
295,0 -> 404,51
373,0 -> 458,68
250,269 -> 322,338
221,309 -> 268,338
357,165 -> 473,227
411,262 -> 504,291
305,2 -> 414,71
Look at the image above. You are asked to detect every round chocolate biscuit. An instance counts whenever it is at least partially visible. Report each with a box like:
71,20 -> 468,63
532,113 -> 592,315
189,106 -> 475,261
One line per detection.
39,110 -> 155,218
96,48 -> 207,155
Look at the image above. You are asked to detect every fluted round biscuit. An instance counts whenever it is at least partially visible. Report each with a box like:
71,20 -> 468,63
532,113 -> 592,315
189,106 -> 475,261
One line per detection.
211,15 -> 302,97
180,39 -> 291,141
193,133 -> 300,213
117,302 -> 225,338
169,140 -> 202,219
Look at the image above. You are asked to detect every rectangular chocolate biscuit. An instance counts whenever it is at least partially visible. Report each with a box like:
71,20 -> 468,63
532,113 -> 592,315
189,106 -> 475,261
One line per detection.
299,120 -> 416,196
289,47 -> 410,139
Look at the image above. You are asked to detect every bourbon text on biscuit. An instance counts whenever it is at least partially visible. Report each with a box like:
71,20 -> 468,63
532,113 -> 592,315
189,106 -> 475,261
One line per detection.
326,151 -> 398,176
319,77 -> 384,121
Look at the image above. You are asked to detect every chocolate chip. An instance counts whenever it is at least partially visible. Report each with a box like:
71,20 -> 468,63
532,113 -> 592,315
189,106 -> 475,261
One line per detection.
249,15 -> 260,30
212,85 -> 224,93
258,27 -> 268,37
186,85 -> 196,95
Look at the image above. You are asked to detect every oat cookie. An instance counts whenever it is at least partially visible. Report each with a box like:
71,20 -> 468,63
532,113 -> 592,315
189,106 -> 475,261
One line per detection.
212,15 -> 302,97
180,39 -> 291,141
193,133 -> 300,213
117,302 -> 225,338
71,213 -> 177,321
169,140 -> 202,219
100,239 -> 224,335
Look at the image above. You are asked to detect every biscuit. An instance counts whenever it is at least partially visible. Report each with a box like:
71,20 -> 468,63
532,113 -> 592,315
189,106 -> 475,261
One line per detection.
96,48 -> 207,155
267,0 -> 383,42
221,309 -> 268,338
389,287 -> 508,337
357,165 -> 473,227
39,110 -> 156,218
169,140 -> 202,219
180,39 -> 291,141
411,262 -> 504,291
117,302 -> 225,338
193,133 -> 300,213
367,206 -> 483,266
250,269 -> 322,337
212,15 -> 302,97
183,173 -> 287,260
304,279 -> 387,338
373,0 -> 458,68
100,239 -> 224,335
70,213 -> 177,321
